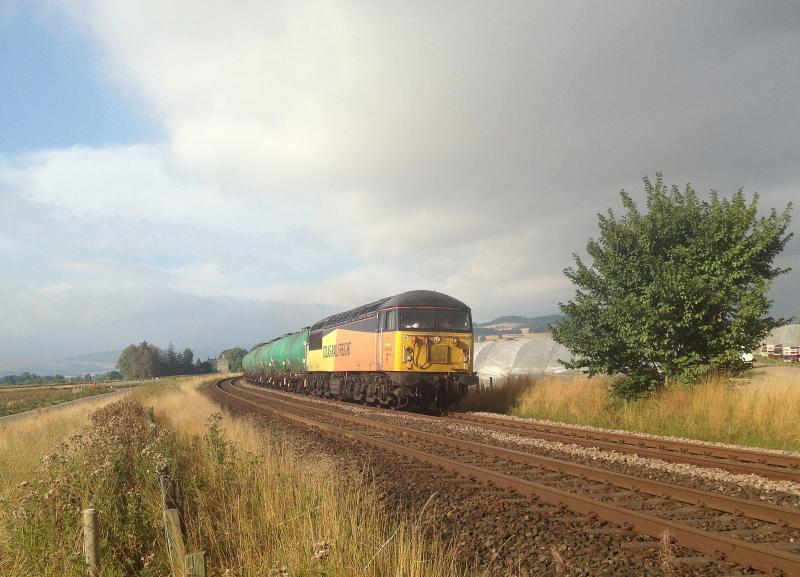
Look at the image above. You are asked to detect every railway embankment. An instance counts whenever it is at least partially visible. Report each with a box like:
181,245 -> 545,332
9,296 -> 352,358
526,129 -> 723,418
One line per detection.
212,378 -> 800,576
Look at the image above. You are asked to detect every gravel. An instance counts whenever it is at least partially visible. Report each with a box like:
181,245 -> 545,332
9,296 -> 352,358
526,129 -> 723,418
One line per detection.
468,411 -> 800,458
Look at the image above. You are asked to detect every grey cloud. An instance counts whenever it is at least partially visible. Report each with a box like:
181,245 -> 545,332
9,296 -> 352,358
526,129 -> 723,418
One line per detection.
0,283 -> 334,358
2,1 -> 798,364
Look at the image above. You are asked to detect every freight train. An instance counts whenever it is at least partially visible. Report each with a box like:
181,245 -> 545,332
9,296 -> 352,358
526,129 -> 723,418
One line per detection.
242,290 -> 477,412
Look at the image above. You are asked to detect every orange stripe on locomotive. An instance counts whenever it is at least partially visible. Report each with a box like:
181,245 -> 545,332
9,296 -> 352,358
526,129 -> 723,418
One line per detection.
306,315 -> 379,372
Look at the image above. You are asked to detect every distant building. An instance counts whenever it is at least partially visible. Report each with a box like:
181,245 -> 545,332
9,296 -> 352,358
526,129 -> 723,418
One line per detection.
209,357 -> 230,372
759,323 -> 800,363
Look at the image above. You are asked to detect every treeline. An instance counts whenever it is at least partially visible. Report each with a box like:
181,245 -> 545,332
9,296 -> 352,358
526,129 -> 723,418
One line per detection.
116,342 -> 213,380
0,371 -> 123,386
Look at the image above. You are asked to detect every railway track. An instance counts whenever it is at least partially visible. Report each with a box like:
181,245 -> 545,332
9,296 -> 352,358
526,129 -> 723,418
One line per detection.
214,378 -> 800,576
447,412 -> 800,483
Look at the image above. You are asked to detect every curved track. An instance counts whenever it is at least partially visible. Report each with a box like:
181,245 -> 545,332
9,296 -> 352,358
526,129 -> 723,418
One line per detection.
214,378 -> 800,576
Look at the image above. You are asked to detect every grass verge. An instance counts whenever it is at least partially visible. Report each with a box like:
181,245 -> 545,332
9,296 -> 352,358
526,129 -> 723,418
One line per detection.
0,376 -> 474,577
460,370 -> 800,451
0,390 -> 131,488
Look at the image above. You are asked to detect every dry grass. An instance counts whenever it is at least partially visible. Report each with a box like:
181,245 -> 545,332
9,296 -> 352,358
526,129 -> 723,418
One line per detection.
144,377 -> 472,577
658,530 -> 677,577
456,377 -> 536,414
0,375 -> 474,577
0,390 -> 131,488
0,397 -> 175,576
462,369 -> 800,451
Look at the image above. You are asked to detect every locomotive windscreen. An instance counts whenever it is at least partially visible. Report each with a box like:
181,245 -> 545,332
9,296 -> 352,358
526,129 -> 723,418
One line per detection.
436,309 -> 472,332
398,309 -> 435,330
397,308 -> 472,332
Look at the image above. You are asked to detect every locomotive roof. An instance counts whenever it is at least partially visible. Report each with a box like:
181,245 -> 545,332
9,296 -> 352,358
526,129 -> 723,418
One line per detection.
382,289 -> 469,309
310,290 -> 469,331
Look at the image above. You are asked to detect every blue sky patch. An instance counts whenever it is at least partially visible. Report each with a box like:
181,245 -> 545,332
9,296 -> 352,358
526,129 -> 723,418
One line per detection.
0,7 -> 158,153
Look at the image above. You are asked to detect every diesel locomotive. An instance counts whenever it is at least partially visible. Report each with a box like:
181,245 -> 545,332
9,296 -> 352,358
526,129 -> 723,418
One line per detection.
242,290 -> 477,411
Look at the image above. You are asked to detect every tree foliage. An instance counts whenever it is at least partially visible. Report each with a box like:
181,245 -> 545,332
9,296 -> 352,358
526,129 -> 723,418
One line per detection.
552,174 -> 793,398
221,347 -> 247,372
116,342 -> 162,379
165,342 -> 179,373
180,348 -> 194,374
116,342 -> 211,379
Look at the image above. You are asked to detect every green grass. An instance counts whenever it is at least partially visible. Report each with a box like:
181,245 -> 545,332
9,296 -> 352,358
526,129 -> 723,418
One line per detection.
0,385 -> 118,417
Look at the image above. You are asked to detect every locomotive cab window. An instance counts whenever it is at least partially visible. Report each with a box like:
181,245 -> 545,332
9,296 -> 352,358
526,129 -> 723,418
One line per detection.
380,309 -> 397,331
436,309 -> 472,332
308,331 -> 323,351
398,308 -> 435,330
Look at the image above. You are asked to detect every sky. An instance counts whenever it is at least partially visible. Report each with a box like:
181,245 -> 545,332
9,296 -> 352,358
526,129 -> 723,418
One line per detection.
0,1 -> 798,366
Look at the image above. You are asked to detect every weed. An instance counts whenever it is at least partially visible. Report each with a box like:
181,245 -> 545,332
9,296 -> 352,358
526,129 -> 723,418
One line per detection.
658,530 -> 677,577
0,399 -> 174,576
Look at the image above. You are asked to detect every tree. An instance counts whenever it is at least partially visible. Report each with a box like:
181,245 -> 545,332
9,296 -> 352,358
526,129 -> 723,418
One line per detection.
180,348 -> 194,374
165,342 -> 178,375
195,359 -> 213,374
221,347 -> 247,372
552,174 -> 793,398
116,344 -> 138,379
116,341 -> 163,379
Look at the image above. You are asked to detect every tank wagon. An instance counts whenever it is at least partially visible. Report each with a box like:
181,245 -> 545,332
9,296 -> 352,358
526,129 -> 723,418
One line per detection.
242,290 -> 477,411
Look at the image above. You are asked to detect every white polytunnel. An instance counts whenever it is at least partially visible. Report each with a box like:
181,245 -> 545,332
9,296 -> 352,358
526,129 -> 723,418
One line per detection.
766,323 -> 800,345
473,333 -> 574,383
471,322 -> 800,385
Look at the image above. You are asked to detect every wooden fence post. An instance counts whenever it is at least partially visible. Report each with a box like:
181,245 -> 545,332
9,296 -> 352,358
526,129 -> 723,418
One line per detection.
163,508 -> 186,576
185,551 -> 207,577
160,474 -> 187,535
161,473 -> 206,577
82,508 -> 99,577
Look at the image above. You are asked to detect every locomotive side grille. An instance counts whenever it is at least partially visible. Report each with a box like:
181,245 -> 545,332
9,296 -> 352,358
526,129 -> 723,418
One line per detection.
430,344 -> 450,364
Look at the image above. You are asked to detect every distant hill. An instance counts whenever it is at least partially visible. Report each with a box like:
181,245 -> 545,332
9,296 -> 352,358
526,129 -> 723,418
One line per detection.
476,313 -> 563,335
0,345 -> 222,378
483,315 -> 531,325
68,350 -> 122,364
0,354 -> 119,378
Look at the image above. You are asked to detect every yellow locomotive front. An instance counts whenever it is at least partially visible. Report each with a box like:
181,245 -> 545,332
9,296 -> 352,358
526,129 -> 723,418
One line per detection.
377,294 -> 477,410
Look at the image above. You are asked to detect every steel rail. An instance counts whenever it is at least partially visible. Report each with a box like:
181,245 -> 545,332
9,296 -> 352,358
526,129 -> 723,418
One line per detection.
232,381 -> 800,529
215,379 -> 800,576
447,412 -> 800,482
235,376 -> 800,481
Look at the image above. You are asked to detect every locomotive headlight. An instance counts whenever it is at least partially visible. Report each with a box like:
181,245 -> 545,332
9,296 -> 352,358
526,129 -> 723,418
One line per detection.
404,347 -> 413,362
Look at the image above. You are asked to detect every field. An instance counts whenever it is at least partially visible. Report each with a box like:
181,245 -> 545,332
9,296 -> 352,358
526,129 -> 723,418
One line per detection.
459,366 -> 800,451
0,375 -> 473,577
0,384 -> 120,417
